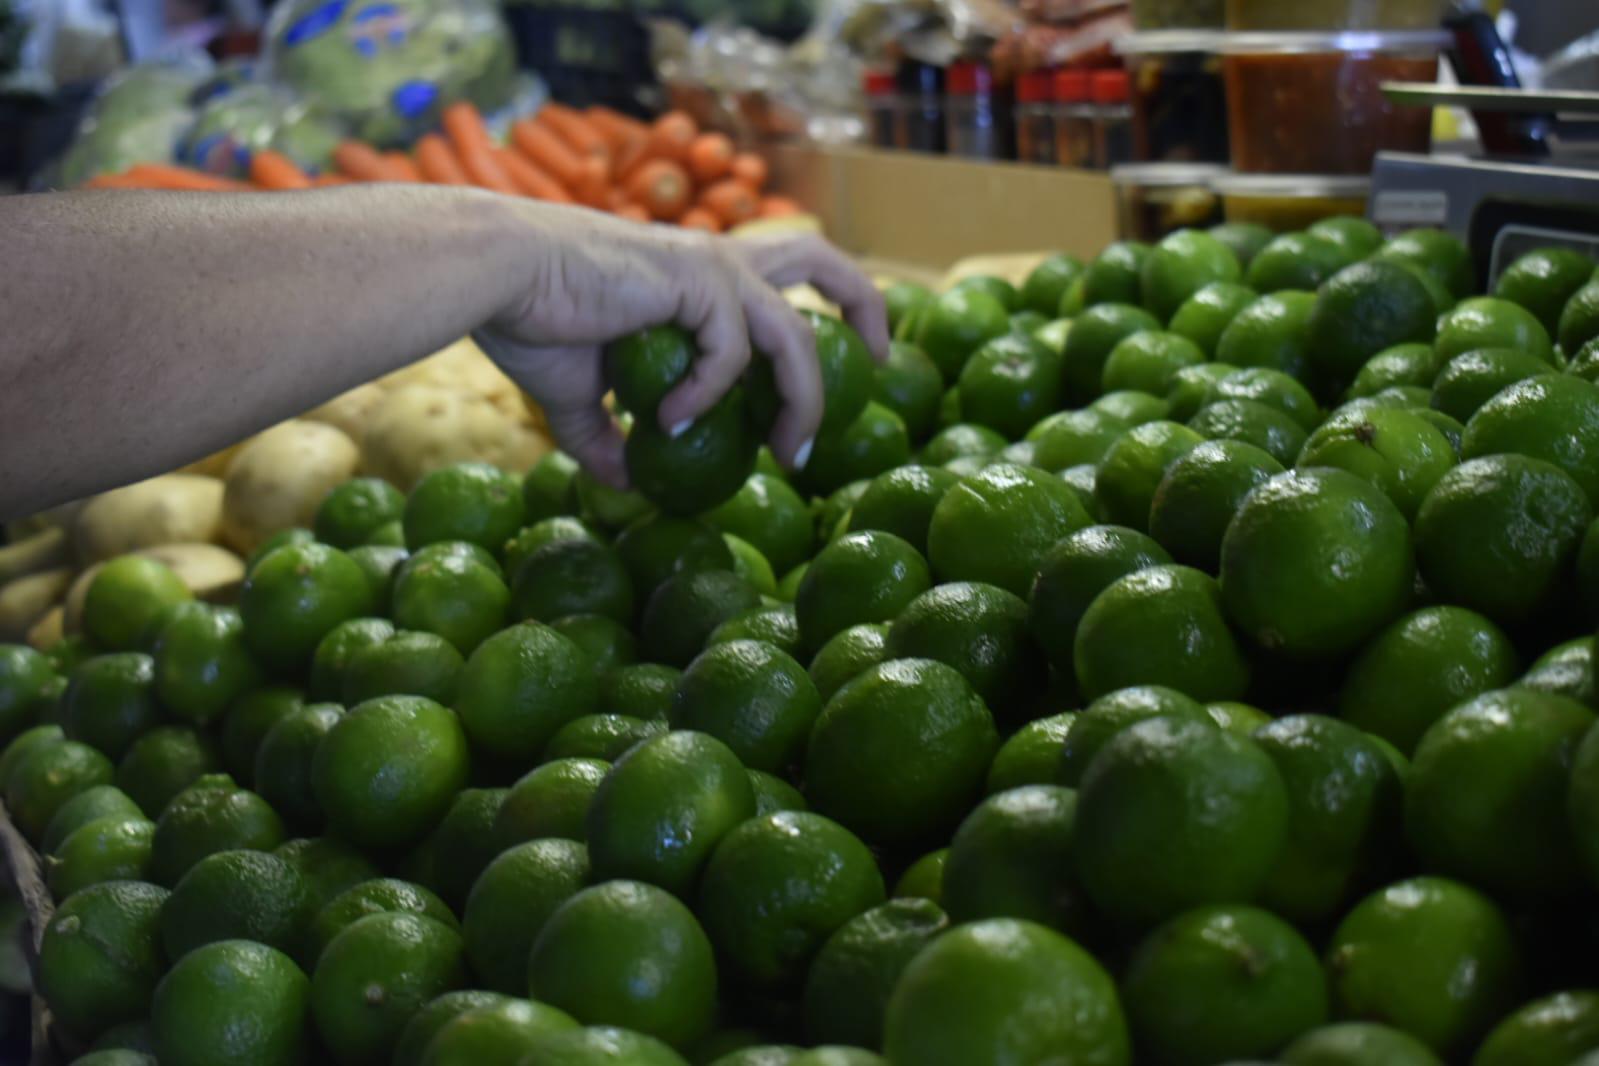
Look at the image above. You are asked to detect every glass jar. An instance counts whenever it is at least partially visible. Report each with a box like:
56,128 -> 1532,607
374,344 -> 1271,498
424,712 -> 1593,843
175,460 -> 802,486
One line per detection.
945,61 -> 1013,161
898,61 -> 946,154
1221,30 -> 1447,174
1015,70 -> 1058,165
1052,69 -> 1095,169
1116,32 -> 1230,164
1211,171 -> 1373,230
1132,0 -> 1224,30
1112,162 -> 1227,240
1091,69 -> 1133,169
863,70 -> 901,149
1226,0 -> 1443,31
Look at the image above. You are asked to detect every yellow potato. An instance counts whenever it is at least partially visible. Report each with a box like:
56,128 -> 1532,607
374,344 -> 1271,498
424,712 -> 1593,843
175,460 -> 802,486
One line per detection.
362,384 -> 550,491
0,528 -> 71,587
177,440 -> 247,479
303,382 -> 388,441
221,420 -> 360,555
74,475 -> 224,564
0,568 -> 72,642
27,606 -> 63,652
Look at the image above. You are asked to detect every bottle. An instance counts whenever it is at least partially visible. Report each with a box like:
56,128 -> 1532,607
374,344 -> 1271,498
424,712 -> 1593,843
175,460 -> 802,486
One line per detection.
1014,70 -> 1057,165
898,61 -> 946,154
945,60 -> 1012,160
863,69 -> 901,149
1052,68 -> 1094,169
1091,69 -> 1134,168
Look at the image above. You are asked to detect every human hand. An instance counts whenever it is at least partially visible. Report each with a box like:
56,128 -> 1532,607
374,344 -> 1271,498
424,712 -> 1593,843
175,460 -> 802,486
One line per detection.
473,205 -> 889,488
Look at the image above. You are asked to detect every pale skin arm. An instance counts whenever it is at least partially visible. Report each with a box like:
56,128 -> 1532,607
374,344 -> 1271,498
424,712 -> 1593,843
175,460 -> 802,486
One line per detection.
0,185 -> 889,522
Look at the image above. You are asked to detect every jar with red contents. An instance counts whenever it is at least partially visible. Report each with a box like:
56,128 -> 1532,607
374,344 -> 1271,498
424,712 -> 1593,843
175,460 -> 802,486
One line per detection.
863,69 -> 901,149
1091,69 -> 1133,168
1052,69 -> 1095,169
1014,70 -> 1058,165
945,60 -> 1014,160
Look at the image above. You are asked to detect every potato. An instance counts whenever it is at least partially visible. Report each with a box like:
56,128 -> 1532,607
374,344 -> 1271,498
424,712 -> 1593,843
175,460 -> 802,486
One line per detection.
0,568 -> 73,642
221,420 -> 360,554
62,562 -> 102,636
0,528 -> 71,587
304,382 -> 388,441
383,337 -> 513,399
63,542 -> 246,635
940,252 -> 1050,291
178,440 -> 246,479
362,384 -> 550,491
74,475 -> 224,564
27,606 -> 63,652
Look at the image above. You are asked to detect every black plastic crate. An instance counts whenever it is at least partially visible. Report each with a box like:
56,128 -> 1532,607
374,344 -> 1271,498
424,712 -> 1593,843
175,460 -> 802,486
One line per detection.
503,5 -> 655,116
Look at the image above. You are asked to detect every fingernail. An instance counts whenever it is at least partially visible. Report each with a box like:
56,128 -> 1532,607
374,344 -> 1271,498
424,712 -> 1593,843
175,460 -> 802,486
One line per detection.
793,437 -> 814,470
668,419 -> 693,439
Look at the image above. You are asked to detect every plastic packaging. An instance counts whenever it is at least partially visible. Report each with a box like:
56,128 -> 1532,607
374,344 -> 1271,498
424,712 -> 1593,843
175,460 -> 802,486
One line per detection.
1014,69 -> 1056,165
54,54 -> 213,186
1052,68 -> 1093,169
1132,0 -> 1223,31
864,68 -> 900,148
1225,0 -> 1443,32
1090,67 -> 1131,168
1112,162 -> 1225,240
1221,30 -> 1446,174
1211,172 -> 1372,230
1117,32 -> 1229,164
945,60 -> 1012,160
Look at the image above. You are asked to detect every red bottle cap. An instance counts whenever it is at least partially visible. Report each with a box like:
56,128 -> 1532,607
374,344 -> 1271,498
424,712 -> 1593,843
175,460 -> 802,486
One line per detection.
1053,69 -> 1091,103
947,61 -> 994,96
1017,70 -> 1054,104
1091,68 -> 1130,104
863,70 -> 897,96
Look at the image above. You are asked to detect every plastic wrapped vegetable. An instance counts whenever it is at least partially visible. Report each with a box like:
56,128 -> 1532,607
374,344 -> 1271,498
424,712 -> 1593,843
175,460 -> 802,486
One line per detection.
56,55 -> 212,186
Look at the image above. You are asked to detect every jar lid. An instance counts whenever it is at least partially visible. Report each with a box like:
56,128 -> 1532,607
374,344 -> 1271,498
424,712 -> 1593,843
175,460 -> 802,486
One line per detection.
1215,29 -> 1451,54
1053,69 -> 1091,102
1090,69 -> 1129,103
1111,162 -> 1230,187
1017,70 -> 1054,103
1209,171 -> 1373,197
1116,30 -> 1228,55
947,61 -> 995,95
863,70 -> 896,96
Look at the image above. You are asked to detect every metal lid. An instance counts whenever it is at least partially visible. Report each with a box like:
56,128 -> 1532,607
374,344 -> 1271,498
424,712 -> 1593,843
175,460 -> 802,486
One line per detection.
1215,29 -> 1451,54
1111,162 -> 1230,186
1116,30 -> 1228,55
1210,171 -> 1374,197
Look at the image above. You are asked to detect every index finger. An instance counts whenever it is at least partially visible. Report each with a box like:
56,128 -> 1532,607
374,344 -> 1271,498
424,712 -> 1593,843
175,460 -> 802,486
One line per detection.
743,234 -> 891,364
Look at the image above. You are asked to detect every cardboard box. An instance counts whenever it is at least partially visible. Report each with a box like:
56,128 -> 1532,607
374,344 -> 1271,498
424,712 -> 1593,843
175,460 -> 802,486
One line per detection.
768,144 -> 1119,281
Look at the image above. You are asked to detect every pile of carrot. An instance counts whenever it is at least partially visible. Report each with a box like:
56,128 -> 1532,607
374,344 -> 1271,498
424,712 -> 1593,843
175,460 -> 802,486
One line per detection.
81,102 -> 803,232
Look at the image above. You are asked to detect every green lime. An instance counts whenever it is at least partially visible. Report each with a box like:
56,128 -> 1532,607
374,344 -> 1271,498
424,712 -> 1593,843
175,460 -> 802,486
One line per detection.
1164,363 -> 1240,423
394,991 -> 517,1066
1075,716 -> 1287,925
312,695 -> 468,850
1244,232 -> 1355,294
1430,348 -> 1553,423
0,644 -> 53,740
245,529 -> 315,576
62,653 -> 161,761
574,468 -> 653,531
511,537 -> 633,627
1061,303 -> 1161,405
704,474 -> 814,577
1326,876 -> 1521,1056
1495,246 -> 1596,336
1187,398 -> 1306,466
1280,1022 -> 1441,1066
1024,409 -> 1127,472
391,543 -> 511,656
1560,281 -> 1599,354
1149,439 -> 1283,572
670,640 -> 820,774
419,999 -> 579,1066
802,897 -> 947,1048
707,604 -> 799,656
1082,240 -> 1152,307
1020,253 -> 1084,315
1435,296 -> 1554,364
1093,388 -> 1172,425
893,849 -> 947,904
1473,990 -> 1599,1066
884,918 -> 1128,1066
523,452 -> 580,524
883,281 -> 934,336
38,879 -> 168,1041
46,816 -> 154,898
1307,260 -> 1439,395
1348,343 -> 1444,399
403,462 -> 524,553
82,556 -> 192,653
885,582 -> 1044,725
985,713 -> 1075,794
545,714 -> 663,762
1093,420 -> 1205,531
0,723 -> 63,793
1298,406 -> 1456,521
600,664 -> 680,721
805,659 -> 998,847
914,287 -> 1011,383
588,730 -> 755,897
454,621 -> 597,766
1035,316 -> 1072,355
846,466 -> 958,559
920,423 -> 1006,466
807,623 -> 888,704
520,1026 -> 689,1064
1140,229 -> 1242,323
495,756 -> 610,846
424,786 -> 508,909
116,726 -> 220,819
1168,282 -> 1257,358
1406,688 -> 1593,901
1307,215 -> 1384,257
927,463 -> 1091,596
795,530 -> 930,654
255,703 -> 342,831
798,311 -> 876,434
1220,468 -> 1414,658
548,614 -> 637,678
1517,637 -> 1595,706
505,516 -> 601,576
1413,455 -> 1591,626
161,848 -> 309,961
1463,373 -> 1599,505
463,837 -> 589,993
215,687 -> 302,788
1374,227 -> 1476,301
1100,331 -> 1205,398
1122,904 -> 1326,1066
723,533 -> 776,596
7,737 -> 113,839
308,617 -> 392,702
1209,222 -> 1274,267
343,630 -> 462,705
1058,685 -> 1212,787
1215,291 -> 1318,384
606,325 -> 694,418
274,837 -> 379,913
309,878 -> 456,965
311,912 -> 466,1065
148,774 -> 285,886
628,390 -> 760,515
1028,525 -> 1172,674
530,879 -> 716,1048
942,785 -> 1083,934
42,784 -> 142,855
748,769 -> 805,815
1572,337 -> 1599,383
46,637 -> 96,676
1074,565 -> 1250,702
798,402 -> 911,498
152,939 -> 308,1066
241,542 -> 375,677
613,513 -> 733,601
956,333 -> 1064,441
364,520 -> 405,547
698,811 -> 884,987
641,570 -> 762,668
314,478 -> 405,549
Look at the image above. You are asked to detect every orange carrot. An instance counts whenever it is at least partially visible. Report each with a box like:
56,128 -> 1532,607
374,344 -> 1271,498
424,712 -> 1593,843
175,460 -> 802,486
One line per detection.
123,164 -> 248,191
511,118 -> 585,190
334,141 -> 399,181
627,159 -> 692,221
250,150 -> 312,190
698,178 -> 759,226
313,173 -> 353,187
759,194 -> 803,218
729,153 -> 768,190
686,132 -> 734,184
586,106 -> 649,149
574,155 -> 612,208
384,152 -> 421,182
614,135 -> 652,183
678,206 -> 723,232
414,134 -> 469,185
614,202 -> 651,223
442,102 -> 520,195
606,187 -> 630,211
497,147 -> 575,203
538,103 -> 610,162
647,111 -> 696,165
82,172 -> 148,189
